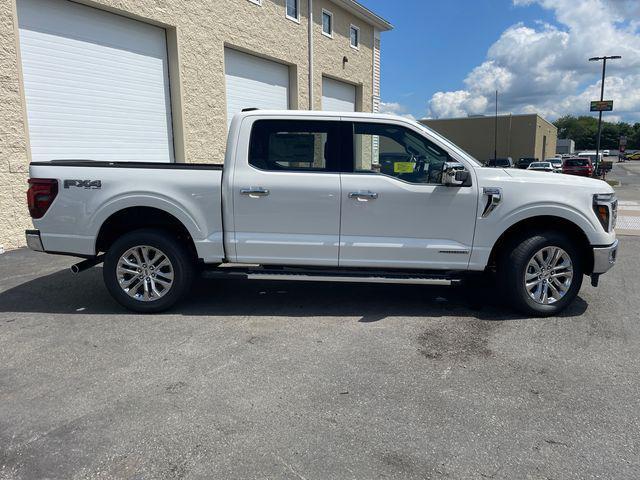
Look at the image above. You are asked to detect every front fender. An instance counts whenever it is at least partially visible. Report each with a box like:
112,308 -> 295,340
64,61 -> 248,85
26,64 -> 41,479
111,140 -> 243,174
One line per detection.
469,201 -> 613,271
499,202 -> 599,242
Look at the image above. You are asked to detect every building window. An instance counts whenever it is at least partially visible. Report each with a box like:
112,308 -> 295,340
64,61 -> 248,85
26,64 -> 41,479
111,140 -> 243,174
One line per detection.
350,25 -> 360,49
322,10 -> 333,37
286,0 -> 299,22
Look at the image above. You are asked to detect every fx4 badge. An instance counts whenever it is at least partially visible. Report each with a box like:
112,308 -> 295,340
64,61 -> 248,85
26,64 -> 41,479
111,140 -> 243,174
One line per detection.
64,179 -> 102,189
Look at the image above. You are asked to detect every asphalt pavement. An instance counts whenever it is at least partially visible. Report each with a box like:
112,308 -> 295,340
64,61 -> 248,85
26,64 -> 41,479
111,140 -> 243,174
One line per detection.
608,158 -> 640,201
1,237 -> 639,479
607,160 -> 640,235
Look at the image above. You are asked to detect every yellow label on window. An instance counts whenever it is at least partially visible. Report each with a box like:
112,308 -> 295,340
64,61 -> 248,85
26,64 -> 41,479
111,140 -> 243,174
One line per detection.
393,162 -> 415,173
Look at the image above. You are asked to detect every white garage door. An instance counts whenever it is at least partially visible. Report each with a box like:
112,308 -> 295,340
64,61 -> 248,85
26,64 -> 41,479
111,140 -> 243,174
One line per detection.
17,0 -> 174,162
322,77 -> 356,112
225,49 -> 289,128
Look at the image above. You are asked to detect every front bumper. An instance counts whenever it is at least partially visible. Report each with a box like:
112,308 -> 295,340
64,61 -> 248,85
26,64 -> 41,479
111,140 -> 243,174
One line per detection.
592,239 -> 618,274
25,229 -> 44,252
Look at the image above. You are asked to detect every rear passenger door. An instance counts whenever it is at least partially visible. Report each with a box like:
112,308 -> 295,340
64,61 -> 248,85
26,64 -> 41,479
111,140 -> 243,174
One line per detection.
232,119 -> 342,266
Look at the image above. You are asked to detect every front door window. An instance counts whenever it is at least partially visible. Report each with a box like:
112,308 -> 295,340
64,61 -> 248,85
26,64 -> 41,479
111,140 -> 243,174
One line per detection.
353,123 -> 451,184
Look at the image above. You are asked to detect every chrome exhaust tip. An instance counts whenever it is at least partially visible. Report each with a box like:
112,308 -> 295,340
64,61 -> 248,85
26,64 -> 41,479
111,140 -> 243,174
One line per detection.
71,255 -> 104,275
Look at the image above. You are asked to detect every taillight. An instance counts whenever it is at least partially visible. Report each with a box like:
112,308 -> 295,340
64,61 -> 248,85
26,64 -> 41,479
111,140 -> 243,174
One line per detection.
27,178 -> 58,219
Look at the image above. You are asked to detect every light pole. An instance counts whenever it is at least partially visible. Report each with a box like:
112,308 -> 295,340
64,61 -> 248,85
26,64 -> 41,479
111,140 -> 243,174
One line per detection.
494,90 -> 498,162
588,55 -> 621,176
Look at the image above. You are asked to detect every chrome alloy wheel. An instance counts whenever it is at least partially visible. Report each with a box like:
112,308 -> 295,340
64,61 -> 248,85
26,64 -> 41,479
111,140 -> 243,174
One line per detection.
524,246 -> 573,305
116,245 -> 174,302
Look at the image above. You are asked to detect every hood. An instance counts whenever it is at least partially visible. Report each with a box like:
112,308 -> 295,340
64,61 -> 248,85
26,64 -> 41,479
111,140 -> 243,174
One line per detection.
502,168 -> 613,192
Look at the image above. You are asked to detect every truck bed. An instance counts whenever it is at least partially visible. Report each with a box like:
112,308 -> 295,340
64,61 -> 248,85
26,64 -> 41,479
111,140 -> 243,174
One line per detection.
29,160 -> 225,263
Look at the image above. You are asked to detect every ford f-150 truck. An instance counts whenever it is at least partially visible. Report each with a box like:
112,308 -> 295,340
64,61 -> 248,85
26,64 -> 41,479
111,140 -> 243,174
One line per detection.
25,110 -> 618,316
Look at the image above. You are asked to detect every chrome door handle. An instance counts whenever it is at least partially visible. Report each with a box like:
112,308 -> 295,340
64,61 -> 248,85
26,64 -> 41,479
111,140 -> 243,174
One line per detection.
349,191 -> 378,200
240,187 -> 270,197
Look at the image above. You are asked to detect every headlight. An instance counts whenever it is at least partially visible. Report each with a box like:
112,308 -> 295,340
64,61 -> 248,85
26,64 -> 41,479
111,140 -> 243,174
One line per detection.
593,193 -> 617,232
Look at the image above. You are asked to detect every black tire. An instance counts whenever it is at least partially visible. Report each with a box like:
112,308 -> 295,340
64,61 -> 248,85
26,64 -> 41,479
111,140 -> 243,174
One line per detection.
103,229 -> 194,313
499,231 -> 583,316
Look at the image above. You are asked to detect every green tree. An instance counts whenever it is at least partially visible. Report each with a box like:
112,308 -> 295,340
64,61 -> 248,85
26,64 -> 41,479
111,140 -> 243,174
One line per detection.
628,123 -> 640,150
553,116 -> 640,150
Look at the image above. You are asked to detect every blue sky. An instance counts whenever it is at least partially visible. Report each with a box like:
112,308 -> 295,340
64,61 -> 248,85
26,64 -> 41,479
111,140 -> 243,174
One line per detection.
360,0 -> 640,123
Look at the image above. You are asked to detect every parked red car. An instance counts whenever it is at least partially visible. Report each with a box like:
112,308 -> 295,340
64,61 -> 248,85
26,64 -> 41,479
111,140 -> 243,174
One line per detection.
562,157 -> 593,177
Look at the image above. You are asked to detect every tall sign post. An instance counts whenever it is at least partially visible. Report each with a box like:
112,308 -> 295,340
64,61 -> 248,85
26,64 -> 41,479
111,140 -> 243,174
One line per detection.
494,90 -> 498,162
619,135 -> 627,162
588,55 -> 621,177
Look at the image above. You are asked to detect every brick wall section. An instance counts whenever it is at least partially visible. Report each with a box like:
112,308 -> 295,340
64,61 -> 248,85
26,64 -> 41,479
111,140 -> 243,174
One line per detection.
0,0 -> 376,250
312,0 -> 373,111
0,0 -> 30,251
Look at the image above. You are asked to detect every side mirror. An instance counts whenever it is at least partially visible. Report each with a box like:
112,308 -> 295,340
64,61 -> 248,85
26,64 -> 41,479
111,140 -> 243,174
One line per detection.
455,170 -> 470,184
442,162 -> 470,186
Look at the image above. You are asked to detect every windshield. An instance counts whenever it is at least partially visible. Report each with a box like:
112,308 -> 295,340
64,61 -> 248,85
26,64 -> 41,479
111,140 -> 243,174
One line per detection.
530,163 -> 548,168
565,159 -> 589,166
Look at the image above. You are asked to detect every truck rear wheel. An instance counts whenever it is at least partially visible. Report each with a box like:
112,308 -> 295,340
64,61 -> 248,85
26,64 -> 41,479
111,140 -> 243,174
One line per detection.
499,231 -> 583,316
103,229 -> 194,313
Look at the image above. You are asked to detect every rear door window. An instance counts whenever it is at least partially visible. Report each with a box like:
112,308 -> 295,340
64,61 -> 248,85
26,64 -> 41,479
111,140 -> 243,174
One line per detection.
249,120 -> 341,172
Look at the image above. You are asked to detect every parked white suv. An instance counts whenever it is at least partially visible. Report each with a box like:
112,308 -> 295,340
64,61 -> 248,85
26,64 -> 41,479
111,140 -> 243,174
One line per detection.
25,111 -> 618,316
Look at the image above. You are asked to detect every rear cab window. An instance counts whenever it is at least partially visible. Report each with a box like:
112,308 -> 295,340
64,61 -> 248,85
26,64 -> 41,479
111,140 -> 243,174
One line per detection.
248,120 -> 341,172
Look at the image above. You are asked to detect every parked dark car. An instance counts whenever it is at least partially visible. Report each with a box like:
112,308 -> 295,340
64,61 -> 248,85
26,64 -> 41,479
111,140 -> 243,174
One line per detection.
485,158 -> 513,168
516,157 -> 538,169
562,157 -> 593,177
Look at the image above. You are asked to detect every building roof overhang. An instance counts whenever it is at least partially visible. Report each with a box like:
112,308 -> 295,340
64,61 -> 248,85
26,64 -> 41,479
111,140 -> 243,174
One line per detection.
329,0 -> 393,31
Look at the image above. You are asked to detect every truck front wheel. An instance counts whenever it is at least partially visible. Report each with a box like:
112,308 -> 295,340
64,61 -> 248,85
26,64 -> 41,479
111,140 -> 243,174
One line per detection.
103,229 -> 194,313
500,231 -> 583,316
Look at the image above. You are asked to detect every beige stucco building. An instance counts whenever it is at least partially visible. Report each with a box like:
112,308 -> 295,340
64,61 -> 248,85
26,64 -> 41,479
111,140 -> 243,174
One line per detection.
421,114 -> 558,165
0,0 -> 391,251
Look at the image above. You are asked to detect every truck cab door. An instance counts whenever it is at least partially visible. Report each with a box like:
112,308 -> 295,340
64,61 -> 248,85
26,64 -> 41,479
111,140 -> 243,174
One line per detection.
231,118 -> 342,266
338,120 -> 478,269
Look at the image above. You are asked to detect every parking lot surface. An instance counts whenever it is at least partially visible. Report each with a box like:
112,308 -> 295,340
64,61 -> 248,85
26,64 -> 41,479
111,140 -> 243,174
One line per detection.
1,238 -> 639,480
608,161 -> 640,235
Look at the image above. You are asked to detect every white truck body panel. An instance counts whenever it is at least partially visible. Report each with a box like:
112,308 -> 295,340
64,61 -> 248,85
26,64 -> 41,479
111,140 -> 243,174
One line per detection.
29,164 -> 225,263
231,170 -> 341,266
29,110 -> 616,275
336,114 -> 477,269
227,114 -> 342,266
338,173 -> 477,269
469,167 -> 615,270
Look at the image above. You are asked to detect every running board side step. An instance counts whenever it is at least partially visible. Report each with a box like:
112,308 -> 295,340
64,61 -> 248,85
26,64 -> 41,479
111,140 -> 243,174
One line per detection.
246,273 -> 455,285
203,267 -> 461,286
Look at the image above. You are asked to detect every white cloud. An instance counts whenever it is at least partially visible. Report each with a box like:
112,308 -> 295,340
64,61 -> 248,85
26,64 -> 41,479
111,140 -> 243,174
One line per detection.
379,101 -> 416,120
428,91 -> 488,118
427,0 -> 640,122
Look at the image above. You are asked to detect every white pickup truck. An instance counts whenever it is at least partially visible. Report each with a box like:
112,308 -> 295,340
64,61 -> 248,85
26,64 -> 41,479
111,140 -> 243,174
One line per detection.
25,110 -> 618,316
